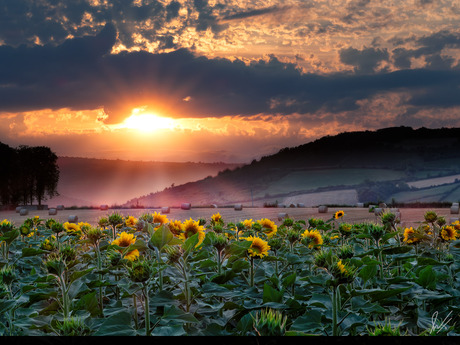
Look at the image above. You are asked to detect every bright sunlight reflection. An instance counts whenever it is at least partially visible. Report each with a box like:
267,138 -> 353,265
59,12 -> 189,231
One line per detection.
122,113 -> 176,132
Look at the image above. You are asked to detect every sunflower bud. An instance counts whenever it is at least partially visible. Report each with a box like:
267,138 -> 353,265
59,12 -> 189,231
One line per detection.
338,245 -> 354,260
128,259 -> 151,283
368,223 -> 385,242
19,224 -> 31,237
424,210 -> 438,223
45,218 -> 56,229
106,249 -> 123,267
51,222 -> 65,235
0,265 -> 16,285
338,223 -> 352,237
253,308 -> 287,336
165,245 -> 183,263
86,227 -> 105,245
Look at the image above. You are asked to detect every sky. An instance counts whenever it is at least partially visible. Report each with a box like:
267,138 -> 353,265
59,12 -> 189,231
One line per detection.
1,0 -> 460,163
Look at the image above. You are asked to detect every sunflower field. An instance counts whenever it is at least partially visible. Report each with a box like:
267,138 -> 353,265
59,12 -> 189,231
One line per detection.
0,209 -> 459,336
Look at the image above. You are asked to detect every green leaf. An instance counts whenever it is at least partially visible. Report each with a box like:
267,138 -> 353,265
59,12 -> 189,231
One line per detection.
69,267 -> 95,284
358,264 -> 378,283
93,311 -> 136,336
262,283 -> 284,304
21,247 -> 46,258
417,257 -> 450,266
282,272 -> 297,287
149,225 -> 175,251
0,300 -> 16,314
290,310 -> 325,333
352,287 -> 411,302
381,246 -> 413,255
417,265 -> 437,290
162,305 -> 199,323
0,229 -> 19,245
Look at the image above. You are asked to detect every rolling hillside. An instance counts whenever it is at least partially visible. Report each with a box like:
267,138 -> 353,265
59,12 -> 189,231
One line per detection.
48,157 -> 241,207
124,126 -> 460,207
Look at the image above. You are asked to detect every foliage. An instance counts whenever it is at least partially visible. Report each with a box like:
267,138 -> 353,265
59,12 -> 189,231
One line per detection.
0,209 -> 459,336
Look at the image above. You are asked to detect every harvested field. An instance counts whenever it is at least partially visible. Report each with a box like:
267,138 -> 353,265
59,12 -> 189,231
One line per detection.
2,206 -> 457,229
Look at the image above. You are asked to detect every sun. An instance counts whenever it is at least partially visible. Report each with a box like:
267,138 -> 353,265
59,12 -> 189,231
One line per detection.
122,112 -> 176,132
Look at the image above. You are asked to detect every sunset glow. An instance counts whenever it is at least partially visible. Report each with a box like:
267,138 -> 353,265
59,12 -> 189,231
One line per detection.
122,113 -> 176,132
0,1 -> 459,163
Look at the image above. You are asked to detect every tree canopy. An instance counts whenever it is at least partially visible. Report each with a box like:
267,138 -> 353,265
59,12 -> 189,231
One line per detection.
0,142 -> 59,206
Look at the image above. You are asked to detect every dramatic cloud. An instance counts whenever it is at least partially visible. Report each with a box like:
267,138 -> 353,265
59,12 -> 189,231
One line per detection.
0,0 -> 459,162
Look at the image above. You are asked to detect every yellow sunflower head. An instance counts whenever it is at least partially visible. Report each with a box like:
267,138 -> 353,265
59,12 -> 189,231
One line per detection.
441,226 -> 457,241
112,231 -> 139,261
152,212 -> 168,225
112,231 -> 137,247
301,229 -> 323,249
168,220 -> 184,237
257,218 -> 278,238
63,222 -> 81,234
245,235 -> 270,258
334,210 -> 345,219
403,227 -> 420,244
211,213 -> 223,224
125,216 -> 138,228
243,219 -> 254,229
179,218 -> 205,246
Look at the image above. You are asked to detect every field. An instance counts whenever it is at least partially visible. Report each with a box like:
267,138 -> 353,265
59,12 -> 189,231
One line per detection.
2,206 -> 459,230
0,206 -> 459,336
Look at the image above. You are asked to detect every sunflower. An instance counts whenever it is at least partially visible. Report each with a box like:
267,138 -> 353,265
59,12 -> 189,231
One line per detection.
211,213 -> 223,225
63,222 -> 81,234
245,236 -> 270,258
179,218 -> 205,247
152,212 -> 168,225
112,231 -> 139,261
168,220 -> 184,237
441,226 -> 457,241
451,220 -> 460,234
257,218 -> 278,238
125,216 -> 138,228
301,229 -> 323,249
336,260 -> 347,274
334,210 -> 345,219
243,219 -> 254,229
403,227 -> 420,244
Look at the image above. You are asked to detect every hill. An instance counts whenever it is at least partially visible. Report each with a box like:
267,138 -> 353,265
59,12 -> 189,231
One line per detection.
48,157 -> 241,207
123,126 -> 460,207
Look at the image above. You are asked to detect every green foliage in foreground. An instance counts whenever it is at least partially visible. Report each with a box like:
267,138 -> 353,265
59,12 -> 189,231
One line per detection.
0,211 -> 459,336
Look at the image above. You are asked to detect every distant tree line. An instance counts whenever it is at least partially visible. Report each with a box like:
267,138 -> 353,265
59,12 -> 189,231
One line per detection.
0,142 -> 59,206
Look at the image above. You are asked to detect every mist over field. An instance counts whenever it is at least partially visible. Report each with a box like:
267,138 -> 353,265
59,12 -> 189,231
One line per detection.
48,157 -> 241,207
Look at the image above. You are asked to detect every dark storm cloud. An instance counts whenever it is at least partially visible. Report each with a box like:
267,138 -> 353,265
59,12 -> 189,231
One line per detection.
1,24 -> 460,123
339,47 -> 390,74
392,30 -> 460,69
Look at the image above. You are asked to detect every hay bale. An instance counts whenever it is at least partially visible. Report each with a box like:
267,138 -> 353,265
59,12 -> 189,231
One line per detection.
211,204 -> 218,208
68,215 -> 78,223
19,208 -> 28,216
15,206 -> 22,213
374,207 -> 384,216
318,205 -> 328,213
390,208 -> 400,213
181,203 -> 191,210
48,208 -> 57,216
278,212 -> 288,221
452,202 -> 459,208
100,205 -> 109,211
278,204 -> 286,208
161,207 -> 170,214
356,203 -> 364,208
450,205 -> 459,214
234,204 -> 243,211
289,203 -> 296,208
379,203 -> 387,208
297,203 -> 305,208
57,205 -> 65,210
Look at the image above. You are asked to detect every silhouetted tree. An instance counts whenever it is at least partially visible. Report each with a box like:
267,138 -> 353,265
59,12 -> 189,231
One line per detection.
0,143 -> 59,206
